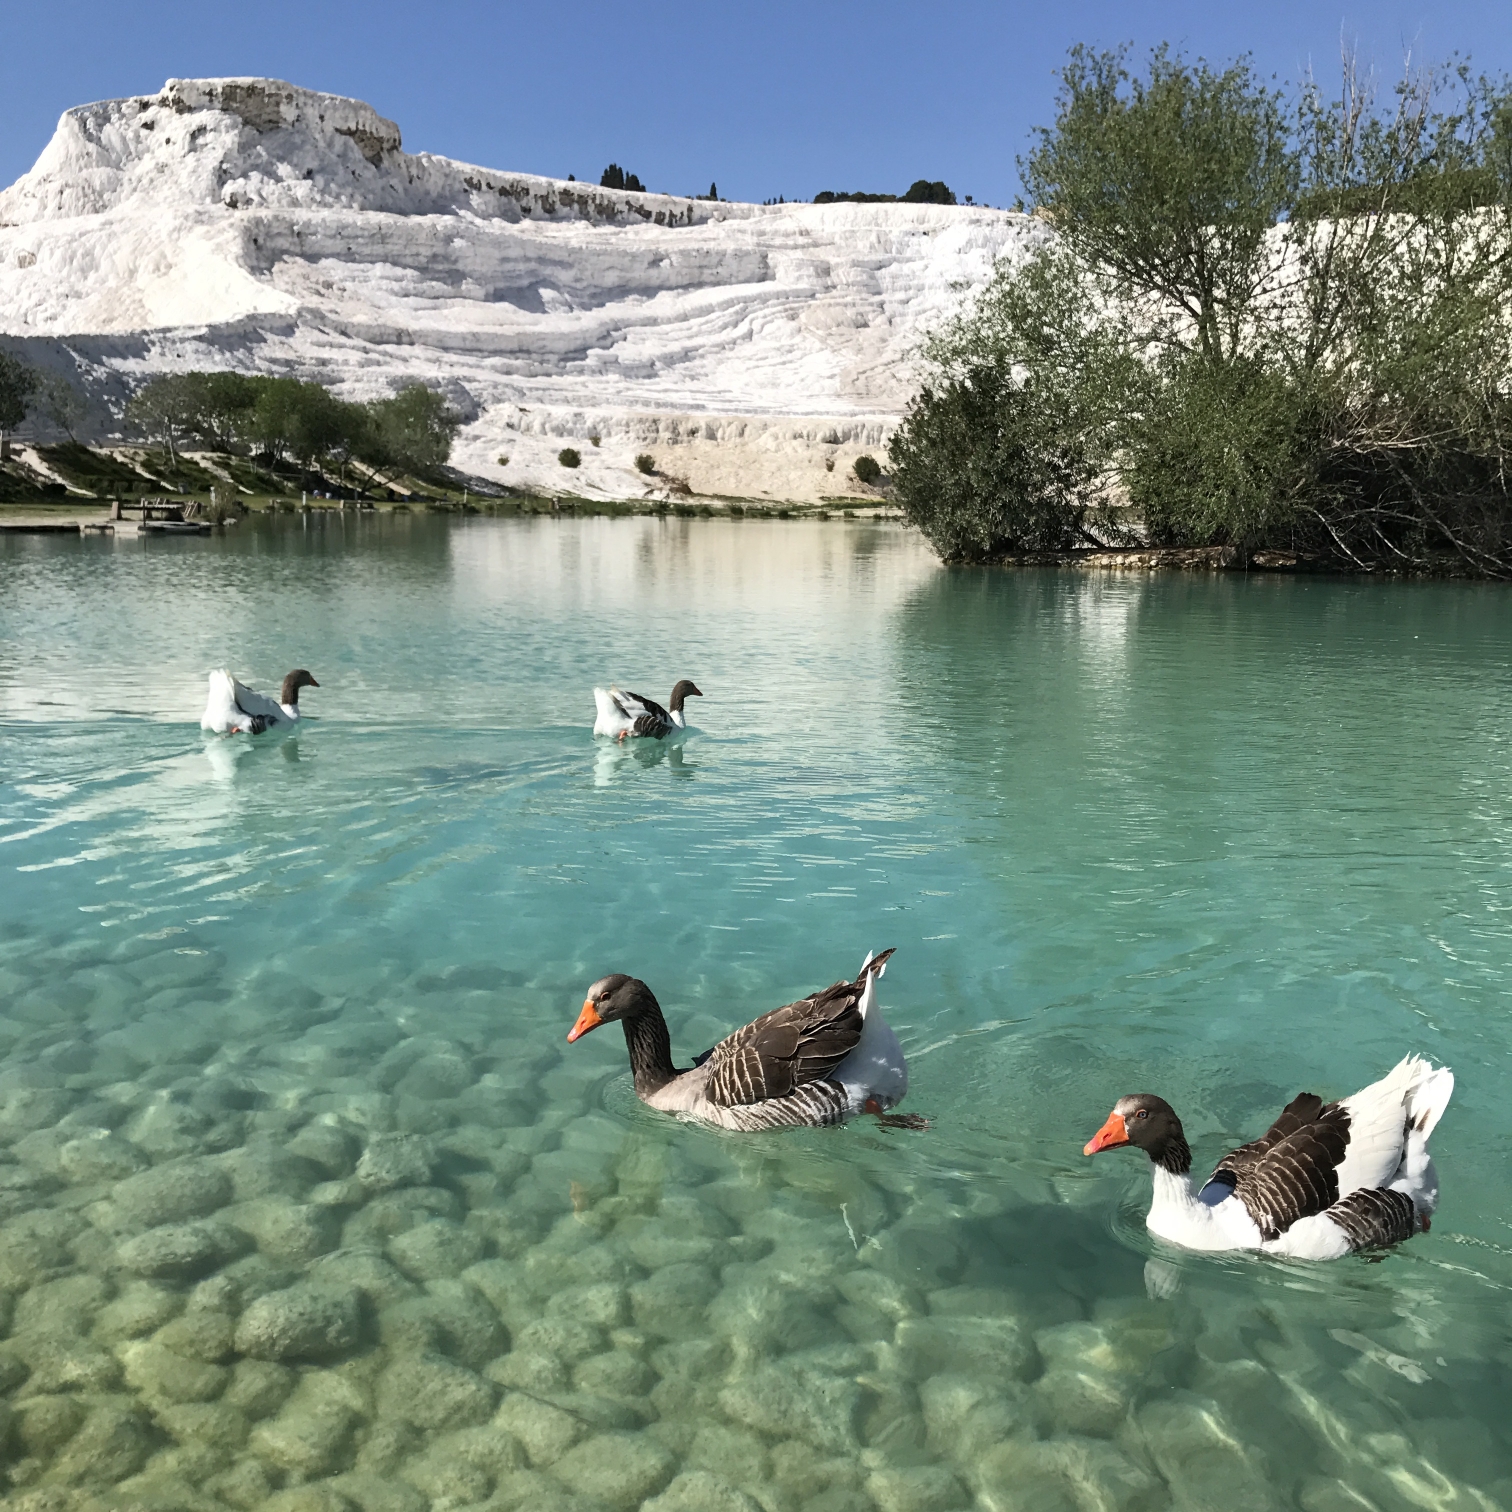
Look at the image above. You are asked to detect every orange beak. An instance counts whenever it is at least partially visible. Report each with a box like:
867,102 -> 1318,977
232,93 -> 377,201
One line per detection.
1084,1110 -> 1129,1155
567,1000 -> 604,1043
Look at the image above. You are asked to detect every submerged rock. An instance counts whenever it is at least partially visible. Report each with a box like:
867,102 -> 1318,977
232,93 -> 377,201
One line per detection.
719,1361 -> 861,1453
231,1197 -> 341,1263
13,1392 -> 87,1456
643,1471 -> 765,1512
222,1357 -> 298,1419
1138,1393 -> 1282,1512
377,1282 -> 506,1369
494,1391 -> 585,1465
387,1216 -> 486,1280
155,1399 -> 253,1451
48,1402 -> 156,1485
328,1472 -> 427,1512
233,1283 -> 363,1362
307,1248 -> 417,1308
0,1208 -> 83,1288
375,1352 -> 495,1430
866,1465 -> 972,1512
550,1430 -> 675,1509
92,1281 -> 183,1344
896,1313 -> 1040,1384
355,1134 -> 435,1193
974,1435 -> 1162,1512
57,1129 -> 150,1184
250,1383 -> 360,1476
287,1121 -> 360,1177
8,1328 -> 124,1393
13,1273 -> 111,1335
109,1157 -> 232,1228
116,1219 -> 250,1278
121,1338 -> 230,1404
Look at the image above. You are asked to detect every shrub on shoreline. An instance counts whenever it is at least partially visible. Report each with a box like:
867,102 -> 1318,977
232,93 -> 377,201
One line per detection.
891,45 -> 1512,576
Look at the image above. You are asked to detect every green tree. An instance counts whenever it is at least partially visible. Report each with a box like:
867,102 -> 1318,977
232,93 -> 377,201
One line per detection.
894,45 -> 1512,573
40,374 -> 90,442
126,374 -> 202,463
1023,45 -> 1295,368
363,385 -> 460,474
246,377 -> 308,463
190,372 -> 261,449
0,350 -> 42,441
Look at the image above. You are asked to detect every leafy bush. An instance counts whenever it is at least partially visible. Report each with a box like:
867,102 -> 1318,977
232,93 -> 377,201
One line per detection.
891,44 -> 1512,574
588,434 -> 601,447
635,453 -> 657,475
901,180 -> 956,204
852,455 -> 882,485
813,182 -> 955,205
558,448 -> 581,468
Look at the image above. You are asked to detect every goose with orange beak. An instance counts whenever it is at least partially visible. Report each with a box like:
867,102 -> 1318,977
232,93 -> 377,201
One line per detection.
1084,1057 -> 1454,1258
567,950 -> 928,1132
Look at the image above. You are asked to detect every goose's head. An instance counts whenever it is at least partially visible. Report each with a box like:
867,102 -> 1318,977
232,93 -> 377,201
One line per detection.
569,973 -> 656,1042
1085,1093 -> 1188,1168
668,680 -> 703,713
281,669 -> 320,705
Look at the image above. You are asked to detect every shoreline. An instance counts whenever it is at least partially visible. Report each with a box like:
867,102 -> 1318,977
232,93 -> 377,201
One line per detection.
3,508 -> 1503,579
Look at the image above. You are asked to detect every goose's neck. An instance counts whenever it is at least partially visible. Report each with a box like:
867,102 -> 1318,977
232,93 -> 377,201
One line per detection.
1150,1162 -> 1200,1216
623,1005 -> 678,1098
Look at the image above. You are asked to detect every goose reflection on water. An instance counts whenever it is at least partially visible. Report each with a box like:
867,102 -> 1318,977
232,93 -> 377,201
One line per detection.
202,729 -> 303,784
593,730 -> 697,786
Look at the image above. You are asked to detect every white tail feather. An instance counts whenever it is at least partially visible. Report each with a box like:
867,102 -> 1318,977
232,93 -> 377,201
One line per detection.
201,669 -> 239,732
1405,1063 -> 1454,1139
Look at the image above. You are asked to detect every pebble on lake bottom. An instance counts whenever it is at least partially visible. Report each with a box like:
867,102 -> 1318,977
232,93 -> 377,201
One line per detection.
0,944 -> 1505,1512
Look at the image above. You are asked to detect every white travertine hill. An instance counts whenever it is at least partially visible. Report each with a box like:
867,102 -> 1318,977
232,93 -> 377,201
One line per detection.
0,78 -> 1042,500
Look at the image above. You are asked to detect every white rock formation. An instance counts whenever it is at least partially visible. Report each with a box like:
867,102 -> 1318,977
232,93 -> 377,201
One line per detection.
0,78 -> 1041,500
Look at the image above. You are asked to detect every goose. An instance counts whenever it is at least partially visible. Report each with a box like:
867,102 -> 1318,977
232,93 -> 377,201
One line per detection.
592,680 -> 702,740
567,949 -> 927,1131
201,668 -> 319,735
1084,1055 -> 1454,1258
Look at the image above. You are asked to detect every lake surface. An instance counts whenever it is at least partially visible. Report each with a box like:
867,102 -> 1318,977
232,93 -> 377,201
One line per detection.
2,514 -> 1511,1512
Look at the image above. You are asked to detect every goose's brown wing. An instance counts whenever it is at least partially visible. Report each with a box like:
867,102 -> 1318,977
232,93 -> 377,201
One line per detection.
1207,1093 -> 1352,1241
621,689 -> 673,738
701,979 -> 868,1108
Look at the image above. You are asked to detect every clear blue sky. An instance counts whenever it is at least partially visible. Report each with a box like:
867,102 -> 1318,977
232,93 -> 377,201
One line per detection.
2,0 -> 1508,206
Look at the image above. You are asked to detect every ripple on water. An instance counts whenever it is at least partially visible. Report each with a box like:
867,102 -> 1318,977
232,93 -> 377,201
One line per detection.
1,517 -> 1510,1510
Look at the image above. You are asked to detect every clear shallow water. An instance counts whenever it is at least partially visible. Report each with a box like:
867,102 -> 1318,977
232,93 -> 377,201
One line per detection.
2,515 -> 1511,1512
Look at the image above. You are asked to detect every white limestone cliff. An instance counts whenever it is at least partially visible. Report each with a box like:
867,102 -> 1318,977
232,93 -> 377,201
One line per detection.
0,78 -> 1041,500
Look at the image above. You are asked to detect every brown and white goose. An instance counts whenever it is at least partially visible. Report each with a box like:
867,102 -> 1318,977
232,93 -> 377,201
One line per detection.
1084,1055 -> 1454,1259
201,668 -> 319,735
592,681 -> 702,740
567,949 -> 927,1131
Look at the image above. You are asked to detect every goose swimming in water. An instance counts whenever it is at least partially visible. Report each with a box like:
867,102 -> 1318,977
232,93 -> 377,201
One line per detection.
592,680 -> 701,740
201,669 -> 319,735
1084,1055 -> 1454,1258
568,949 -> 927,1131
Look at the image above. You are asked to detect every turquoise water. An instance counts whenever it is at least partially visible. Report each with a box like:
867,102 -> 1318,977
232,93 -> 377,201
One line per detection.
2,514 -> 1511,1512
